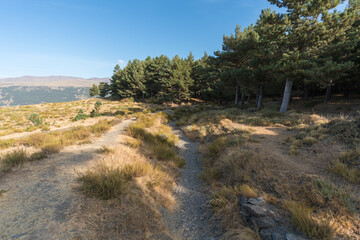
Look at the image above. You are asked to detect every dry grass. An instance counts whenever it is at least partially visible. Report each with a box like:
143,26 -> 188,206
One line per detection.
329,149 -> 360,183
181,103 -> 360,239
75,138 -> 177,239
285,201 -> 335,240
0,149 -> 28,172
97,146 -> 114,154
127,113 -> 185,167
0,98 -> 147,137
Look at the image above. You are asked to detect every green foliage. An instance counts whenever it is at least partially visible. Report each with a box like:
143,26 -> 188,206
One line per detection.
90,101 -> 102,117
74,109 -> 88,121
29,113 -> 42,126
89,84 -> 100,97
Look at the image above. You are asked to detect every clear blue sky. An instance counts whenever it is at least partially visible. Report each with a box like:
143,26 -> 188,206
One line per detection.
0,0 -> 348,78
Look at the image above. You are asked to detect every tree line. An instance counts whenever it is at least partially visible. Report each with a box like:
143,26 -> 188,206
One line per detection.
90,0 -> 360,113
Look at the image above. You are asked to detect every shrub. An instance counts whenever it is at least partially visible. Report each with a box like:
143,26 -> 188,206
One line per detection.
74,109 -> 88,121
327,119 -> 360,145
90,101 -> 102,117
29,113 -> 42,126
1,149 -> 28,172
285,201 -> 334,240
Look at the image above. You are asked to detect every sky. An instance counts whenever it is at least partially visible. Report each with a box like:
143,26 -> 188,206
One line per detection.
0,0 -> 348,78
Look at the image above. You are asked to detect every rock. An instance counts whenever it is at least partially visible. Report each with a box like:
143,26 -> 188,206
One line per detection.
260,227 -> 287,240
238,196 -> 248,205
286,233 -> 310,240
252,217 -> 277,229
248,197 -> 267,206
242,204 -> 274,217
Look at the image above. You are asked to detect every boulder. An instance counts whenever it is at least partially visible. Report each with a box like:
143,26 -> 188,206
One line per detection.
248,197 -> 267,206
252,217 -> 277,229
242,204 -> 274,217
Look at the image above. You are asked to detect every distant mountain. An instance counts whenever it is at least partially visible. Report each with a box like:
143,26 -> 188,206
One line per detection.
0,76 -> 110,107
0,76 -> 110,87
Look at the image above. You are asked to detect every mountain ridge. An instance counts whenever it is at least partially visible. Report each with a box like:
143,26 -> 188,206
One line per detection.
0,76 -> 110,87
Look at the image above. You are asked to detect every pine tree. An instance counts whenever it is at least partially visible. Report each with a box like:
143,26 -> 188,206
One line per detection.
89,84 -> 100,97
268,0 -> 358,112
98,82 -> 110,98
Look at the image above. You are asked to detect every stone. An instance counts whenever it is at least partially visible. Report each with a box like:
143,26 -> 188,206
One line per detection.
238,195 -> 248,205
252,216 -> 277,229
286,233 -> 310,240
260,227 -> 287,240
242,204 -> 274,217
248,197 -> 267,206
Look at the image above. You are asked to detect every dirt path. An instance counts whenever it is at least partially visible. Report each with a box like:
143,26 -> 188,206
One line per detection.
0,118 -> 135,240
166,124 -> 223,240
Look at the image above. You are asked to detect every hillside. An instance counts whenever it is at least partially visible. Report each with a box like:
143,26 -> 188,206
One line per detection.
0,98 -> 359,239
0,76 -> 109,107
0,76 -> 109,87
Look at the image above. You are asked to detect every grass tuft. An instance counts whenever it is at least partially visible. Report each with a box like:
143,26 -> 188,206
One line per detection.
285,201 -> 335,240
1,149 -> 28,172
97,146 -> 114,154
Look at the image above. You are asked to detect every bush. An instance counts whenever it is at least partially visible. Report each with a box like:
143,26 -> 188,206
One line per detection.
1,149 -> 28,172
90,101 -> 103,117
29,113 -> 42,126
74,109 -> 88,121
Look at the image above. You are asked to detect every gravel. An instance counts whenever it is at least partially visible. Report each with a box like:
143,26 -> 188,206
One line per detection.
166,123 -> 223,240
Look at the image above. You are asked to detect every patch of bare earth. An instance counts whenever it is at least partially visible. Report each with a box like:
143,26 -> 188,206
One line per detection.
0,119 -> 135,239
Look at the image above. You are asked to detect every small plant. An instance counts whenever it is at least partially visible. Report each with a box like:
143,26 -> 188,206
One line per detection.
90,101 -> 103,117
1,149 -> 29,172
74,109 -> 88,121
285,201 -> 334,240
29,113 -> 42,126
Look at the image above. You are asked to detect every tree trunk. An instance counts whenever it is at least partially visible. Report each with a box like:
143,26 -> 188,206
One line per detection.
255,87 -> 259,105
246,94 -> 251,104
257,85 -> 264,110
234,83 -> 239,105
240,92 -> 245,107
325,85 -> 331,102
344,83 -> 350,99
280,80 -> 293,113
303,85 -> 309,100
312,86 -> 316,99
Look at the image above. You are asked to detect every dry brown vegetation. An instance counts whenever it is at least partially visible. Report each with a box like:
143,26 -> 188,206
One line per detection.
73,112 -> 185,239
175,101 -> 360,240
0,98 -> 146,137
